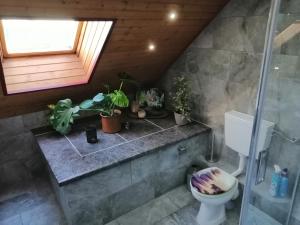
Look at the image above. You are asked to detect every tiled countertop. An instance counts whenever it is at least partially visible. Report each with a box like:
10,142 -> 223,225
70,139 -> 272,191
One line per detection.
34,115 -> 210,186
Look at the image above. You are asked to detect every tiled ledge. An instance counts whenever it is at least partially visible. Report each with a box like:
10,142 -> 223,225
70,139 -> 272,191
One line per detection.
34,116 -> 210,186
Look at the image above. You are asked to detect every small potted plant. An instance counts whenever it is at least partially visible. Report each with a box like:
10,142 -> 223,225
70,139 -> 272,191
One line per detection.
170,76 -> 191,126
48,81 -> 129,134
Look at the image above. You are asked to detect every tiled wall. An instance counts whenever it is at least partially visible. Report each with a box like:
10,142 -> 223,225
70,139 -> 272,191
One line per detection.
50,134 -> 209,225
0,111 -> 48,195
159,0 -> 271,164
160,0 -> 300,171
160,0 -> 300,223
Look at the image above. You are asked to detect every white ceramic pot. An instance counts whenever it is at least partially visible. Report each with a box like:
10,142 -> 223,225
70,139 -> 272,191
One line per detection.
174,112 -> 188,126
138,109 -> 146,118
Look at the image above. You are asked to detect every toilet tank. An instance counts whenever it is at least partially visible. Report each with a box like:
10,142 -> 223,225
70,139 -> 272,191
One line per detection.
225,111 -> 274,157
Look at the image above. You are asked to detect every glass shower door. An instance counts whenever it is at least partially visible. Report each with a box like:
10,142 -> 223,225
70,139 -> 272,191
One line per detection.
240,0 -> 300,225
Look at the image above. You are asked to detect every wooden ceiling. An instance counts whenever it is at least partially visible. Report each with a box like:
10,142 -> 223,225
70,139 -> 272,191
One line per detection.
0,0 -> 229,118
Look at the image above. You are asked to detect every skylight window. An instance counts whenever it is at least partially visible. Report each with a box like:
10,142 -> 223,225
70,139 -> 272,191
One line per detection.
0,19 -> 81,56
0,19 -> 114,94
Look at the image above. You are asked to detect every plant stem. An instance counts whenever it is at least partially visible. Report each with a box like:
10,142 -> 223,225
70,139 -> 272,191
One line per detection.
119,81 -> 123,91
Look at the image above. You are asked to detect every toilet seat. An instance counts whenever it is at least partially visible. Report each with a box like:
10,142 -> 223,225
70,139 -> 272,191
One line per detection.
191,178 -> 238,198
190,167 -> 238,225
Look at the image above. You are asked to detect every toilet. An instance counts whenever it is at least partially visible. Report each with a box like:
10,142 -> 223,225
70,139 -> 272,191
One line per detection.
190,168 -> 238,225
190,111 -> 274,225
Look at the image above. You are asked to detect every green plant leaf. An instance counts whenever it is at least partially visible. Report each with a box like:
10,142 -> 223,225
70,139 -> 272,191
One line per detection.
49,99 -> 80,135
93,93 -> 105,103
109,90 -> 129,108
73,106 -> 80,113
79,99 -> 94,109
58,99 -> 72,108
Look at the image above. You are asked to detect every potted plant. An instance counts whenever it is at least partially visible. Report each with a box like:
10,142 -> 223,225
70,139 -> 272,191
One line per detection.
48,81 -> 129,135
170,76 -> 191,126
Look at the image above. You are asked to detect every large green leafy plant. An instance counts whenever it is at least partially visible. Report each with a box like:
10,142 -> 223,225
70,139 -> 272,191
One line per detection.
170,76 -> 191,117
49,82 -> 129,135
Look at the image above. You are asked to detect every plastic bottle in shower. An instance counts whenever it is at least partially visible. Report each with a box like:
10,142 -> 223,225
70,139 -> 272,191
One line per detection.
270,165 -> 281,197
279,168 -> 289,198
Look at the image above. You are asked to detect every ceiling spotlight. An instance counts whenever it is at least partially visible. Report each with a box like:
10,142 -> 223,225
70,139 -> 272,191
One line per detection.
148,43 -> 156,51
168,11 -> 177,21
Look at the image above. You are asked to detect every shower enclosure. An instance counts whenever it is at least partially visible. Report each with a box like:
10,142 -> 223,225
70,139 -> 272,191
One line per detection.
240,0 -> 300,224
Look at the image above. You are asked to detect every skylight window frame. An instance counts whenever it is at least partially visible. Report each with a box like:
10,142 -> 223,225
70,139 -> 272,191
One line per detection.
0,20 -> 84,58
0,18 -> 116,95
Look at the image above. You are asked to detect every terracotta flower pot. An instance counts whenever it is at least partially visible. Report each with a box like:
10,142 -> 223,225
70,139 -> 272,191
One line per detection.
174,112 -> 189,126
101,111 -> 122,133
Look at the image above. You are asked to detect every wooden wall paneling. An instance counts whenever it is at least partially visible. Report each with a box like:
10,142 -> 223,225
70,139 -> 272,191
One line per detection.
0,38 -> 3,62
5,68 -> 85,84
4,62 -> 83,76
0,0 -> 229,118
0,0 -> 227,11
2,54 -> 80,67
7,74 -> 87,94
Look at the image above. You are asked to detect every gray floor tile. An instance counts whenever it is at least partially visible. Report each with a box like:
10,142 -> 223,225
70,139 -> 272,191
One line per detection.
155,201 -> 240,225
224,206 -> 240,225
105,221 -> 120,225
154,216 -> 180,225
0,174 -> 66,225
116,195 -> 179,225
20,196 -> 66,225
161,203 -> 198,225
165,186 -> 195,209
0,215 -> 23,225
0,192 -> 40,219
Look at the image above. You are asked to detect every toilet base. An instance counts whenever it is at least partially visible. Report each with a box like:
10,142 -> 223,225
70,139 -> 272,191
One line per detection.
196,203 -> 226,225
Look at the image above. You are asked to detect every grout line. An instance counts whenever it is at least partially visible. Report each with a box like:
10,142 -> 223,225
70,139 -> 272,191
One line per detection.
82,125 -> 178,157
64,135 -> 84,158
60,119 -> 209,159
115,133 -> 128,141
83,140 -> 130,157
191,118 -> 211,129
34,130 -> 55,137
144,119 -> 164,130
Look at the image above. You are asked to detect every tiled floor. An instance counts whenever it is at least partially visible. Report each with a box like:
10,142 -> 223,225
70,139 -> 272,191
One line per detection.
106,186 -> 240,225
0,173 -> 66,225
0,174 -> 240,225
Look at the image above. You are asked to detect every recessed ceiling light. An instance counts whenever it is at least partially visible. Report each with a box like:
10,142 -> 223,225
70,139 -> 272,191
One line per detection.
148,43 -> 156,51
168,11 -> 177,21
274,66 -> 279,70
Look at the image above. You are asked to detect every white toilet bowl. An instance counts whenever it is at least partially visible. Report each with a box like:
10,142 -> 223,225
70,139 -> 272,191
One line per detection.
190,168 -> 238,225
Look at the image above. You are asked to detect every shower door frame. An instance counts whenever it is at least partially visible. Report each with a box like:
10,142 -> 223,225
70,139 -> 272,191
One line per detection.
239,0 -> 281,224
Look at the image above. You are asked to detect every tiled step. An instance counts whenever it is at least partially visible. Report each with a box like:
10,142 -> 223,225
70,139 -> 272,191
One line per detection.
105,186 -> 195,225
105,185 -> 241,225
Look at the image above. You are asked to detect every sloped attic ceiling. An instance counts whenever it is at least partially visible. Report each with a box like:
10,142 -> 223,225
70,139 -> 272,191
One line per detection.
0,0 -> 229,118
